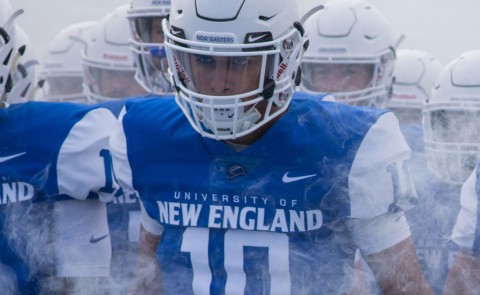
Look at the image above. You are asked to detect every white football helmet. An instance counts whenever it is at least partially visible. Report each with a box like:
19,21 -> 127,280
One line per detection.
127,0 -> 172,95
7,26 -> 39,104
0,0 -> 23,105
82,5 -> 146,102
423,50 -> 480,185
38,21 -> 97,102
388,49 -> 443,124
300,0 -> 395,108
163,0 -> 308,140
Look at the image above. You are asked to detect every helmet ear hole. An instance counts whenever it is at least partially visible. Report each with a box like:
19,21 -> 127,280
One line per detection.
303,40 -> 310,52
293,21 -> 305,36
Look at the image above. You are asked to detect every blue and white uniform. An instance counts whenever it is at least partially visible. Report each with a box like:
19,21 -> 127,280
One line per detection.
111,93 -> 417,294
396,123 -> 461,294
106,189 -> 141,291
405,170 -> 460,294
99,99 -> 144,292
0,101 -> 119,293
451,162 -> 480,257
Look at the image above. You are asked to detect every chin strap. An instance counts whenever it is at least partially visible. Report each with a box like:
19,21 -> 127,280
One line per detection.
203,106 -> 262,137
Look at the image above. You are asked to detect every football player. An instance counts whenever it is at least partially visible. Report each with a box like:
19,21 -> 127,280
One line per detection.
1,101 -> 121,294
36,21 -> 97,103
419,50 -> 480,293
388,49 -> 443,126
110,0 -> 433,294
127,0 -> 172,95
81,5 -> 147,102
299,0 -> 396,108
83,3 -> 171,292
1,3 -> 120,293
387,49 -> 442,162
385,48 -> 445,293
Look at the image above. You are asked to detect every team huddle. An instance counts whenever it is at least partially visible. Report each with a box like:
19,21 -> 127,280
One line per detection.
1,0 -> 480,294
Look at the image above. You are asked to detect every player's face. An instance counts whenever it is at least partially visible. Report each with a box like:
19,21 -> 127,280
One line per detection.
99,69 -> 146,98
189,54 -> 263,97
46,76 -> 83,96
148,17 -> 167,72
305,63 -> 374,94
150,18 -> 164,44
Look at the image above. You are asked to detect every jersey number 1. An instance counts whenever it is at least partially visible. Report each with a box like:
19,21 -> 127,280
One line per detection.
99,149 -> 115,193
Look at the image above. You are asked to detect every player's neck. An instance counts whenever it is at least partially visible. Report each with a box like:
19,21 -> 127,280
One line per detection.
225,113 -> 282,147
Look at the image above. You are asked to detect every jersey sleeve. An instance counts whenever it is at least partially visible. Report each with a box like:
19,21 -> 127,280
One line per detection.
140,202 -> 164,236
451,165 -> 479,255
110,107 -> 136,197
110,106 -> 164,236
348,112 -> 417,219
57,107 -> 119,202
346,212 -> 411,255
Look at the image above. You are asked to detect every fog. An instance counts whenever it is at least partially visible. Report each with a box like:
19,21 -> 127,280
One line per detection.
12,0 -> 129,63
5,0 -> 480,294
305,0 -> 480,65
13,0 -> 480,65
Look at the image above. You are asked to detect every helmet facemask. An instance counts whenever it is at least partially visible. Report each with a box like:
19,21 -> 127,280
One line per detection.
301,49 -> 395,108
128,13 -> 173,95
422,50 -> 480,185
1,8 -> 24,105
83,64 -> 142,101
40,74 -> 85,102
423,106 -> 480,184
0,28 -> 15,105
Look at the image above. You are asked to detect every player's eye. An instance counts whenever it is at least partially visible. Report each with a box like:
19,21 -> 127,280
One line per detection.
232,56 -> 249,66
194,54 -> 215,65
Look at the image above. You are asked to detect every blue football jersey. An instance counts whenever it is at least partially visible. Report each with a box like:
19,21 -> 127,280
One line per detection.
99,98 -> 152,290
0,101 -> 119,293
406,170 -> 460,294
398,122 -> 462,294
106,191 -> 141,289
111,93 -> 417,294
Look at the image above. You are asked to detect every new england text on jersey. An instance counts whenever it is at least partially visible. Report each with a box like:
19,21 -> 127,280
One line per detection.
157,190 -> 322,232
0,181 -> 34,204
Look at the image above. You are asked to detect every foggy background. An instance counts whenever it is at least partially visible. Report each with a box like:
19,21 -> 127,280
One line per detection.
5,0 -> 479,293
12,0 -> 480,67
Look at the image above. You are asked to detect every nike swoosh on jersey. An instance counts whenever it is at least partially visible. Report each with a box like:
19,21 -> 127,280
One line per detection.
89,234 -> 109,244
0,152 -> 26,164
282,172 -> 317,183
